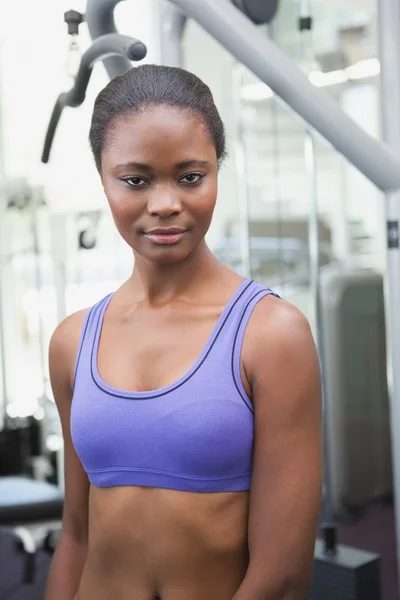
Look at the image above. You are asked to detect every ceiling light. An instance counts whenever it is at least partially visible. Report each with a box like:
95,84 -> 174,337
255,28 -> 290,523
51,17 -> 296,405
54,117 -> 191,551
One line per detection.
240,82 -> 274,101
240,57 -> 381,102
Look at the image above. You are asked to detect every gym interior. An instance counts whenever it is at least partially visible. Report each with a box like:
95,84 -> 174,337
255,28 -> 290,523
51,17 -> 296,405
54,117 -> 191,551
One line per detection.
0,0 -> 399,598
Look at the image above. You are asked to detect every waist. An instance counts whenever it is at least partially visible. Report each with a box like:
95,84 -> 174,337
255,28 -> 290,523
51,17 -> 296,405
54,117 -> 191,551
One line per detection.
78,485 -> 250,599
86,484 -> 250,567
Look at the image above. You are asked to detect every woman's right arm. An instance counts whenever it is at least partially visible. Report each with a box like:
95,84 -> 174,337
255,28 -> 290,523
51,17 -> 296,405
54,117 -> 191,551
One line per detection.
45,311 -> 90,600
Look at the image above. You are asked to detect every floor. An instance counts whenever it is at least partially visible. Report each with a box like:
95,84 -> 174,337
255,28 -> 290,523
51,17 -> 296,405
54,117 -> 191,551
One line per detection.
0,503 -> 398,600
336,502 -> 399,600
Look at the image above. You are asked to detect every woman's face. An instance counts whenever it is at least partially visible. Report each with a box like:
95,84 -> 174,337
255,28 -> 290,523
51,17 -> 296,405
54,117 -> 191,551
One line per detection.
100,105 -> 219,265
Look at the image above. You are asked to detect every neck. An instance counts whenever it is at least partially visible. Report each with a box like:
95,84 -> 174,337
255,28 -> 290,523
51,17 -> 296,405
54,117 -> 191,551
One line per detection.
129,241 -> 222,305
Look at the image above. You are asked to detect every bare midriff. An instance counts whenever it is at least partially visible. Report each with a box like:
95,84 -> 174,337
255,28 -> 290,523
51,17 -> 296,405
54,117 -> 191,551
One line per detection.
75,485 -> 250,600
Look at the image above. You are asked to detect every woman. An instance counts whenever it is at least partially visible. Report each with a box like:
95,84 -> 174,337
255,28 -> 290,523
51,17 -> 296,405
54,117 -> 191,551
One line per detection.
45,64 -> 322,600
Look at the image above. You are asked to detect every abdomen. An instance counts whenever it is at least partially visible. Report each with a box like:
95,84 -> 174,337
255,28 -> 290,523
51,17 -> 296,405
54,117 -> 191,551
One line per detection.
78,485 -> 250,600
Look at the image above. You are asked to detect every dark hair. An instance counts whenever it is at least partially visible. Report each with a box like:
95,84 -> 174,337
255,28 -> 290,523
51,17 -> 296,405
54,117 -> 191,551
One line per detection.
89,64 -> 227,172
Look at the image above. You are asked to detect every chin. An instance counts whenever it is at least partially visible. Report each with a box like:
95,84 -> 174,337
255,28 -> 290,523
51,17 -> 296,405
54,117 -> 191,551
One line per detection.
138,245 -> 195,266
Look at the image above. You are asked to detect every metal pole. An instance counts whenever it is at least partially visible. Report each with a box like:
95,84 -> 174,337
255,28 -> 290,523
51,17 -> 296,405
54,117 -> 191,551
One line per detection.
265,29 -> 285,292
299,0 -> 319,350
51,215 -> 68,325
160,0 -> 187,67
0,221 -> 8,429
0,43 -> 9,428
378,0 -> 400,581
305,131 -> 336,548
299,0 -> 336,553
232,64 -> 251,278
30,194 -> 48,407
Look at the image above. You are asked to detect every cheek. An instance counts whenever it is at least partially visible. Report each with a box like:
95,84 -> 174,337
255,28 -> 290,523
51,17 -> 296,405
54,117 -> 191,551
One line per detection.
192,180 -> 218,225
104,181 -> 142,224
109,198 -> 139,224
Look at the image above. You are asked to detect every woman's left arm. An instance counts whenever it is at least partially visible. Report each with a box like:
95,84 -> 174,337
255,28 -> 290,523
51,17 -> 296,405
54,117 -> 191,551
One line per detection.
232,298 -> 323,600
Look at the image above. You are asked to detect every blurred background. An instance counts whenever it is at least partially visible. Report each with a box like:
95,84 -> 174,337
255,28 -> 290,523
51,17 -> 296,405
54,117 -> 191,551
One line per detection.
0,0 -> 397,598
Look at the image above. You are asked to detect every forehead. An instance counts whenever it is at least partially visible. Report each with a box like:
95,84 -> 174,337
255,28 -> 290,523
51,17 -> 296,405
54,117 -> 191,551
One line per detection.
103,105 -> 216,166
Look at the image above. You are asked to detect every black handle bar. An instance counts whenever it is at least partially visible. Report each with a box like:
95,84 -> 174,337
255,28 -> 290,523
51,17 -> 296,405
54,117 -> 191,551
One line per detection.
41,33 -> 146,163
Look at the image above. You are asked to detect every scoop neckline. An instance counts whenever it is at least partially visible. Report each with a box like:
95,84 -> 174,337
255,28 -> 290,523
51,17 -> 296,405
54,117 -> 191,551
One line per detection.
90,277 -> 253,399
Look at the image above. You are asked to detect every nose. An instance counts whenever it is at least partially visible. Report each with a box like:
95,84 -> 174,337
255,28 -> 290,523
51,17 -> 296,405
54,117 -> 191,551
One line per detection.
147,186 -> 183,218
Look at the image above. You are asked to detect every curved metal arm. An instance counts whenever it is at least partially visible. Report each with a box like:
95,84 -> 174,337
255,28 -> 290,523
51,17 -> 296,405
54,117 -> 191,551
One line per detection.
41,33 -> 146,163
41,94 -> 68,164
86,0 -> 188,69
86,0 -> 132,79
68,33 -> 146,106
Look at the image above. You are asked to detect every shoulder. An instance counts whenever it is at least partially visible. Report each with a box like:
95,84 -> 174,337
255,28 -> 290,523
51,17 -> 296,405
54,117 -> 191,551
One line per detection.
252,292 -> 312,346
242,293 -> 320,392
49,308 -> 90,389
50,308 -> 90,355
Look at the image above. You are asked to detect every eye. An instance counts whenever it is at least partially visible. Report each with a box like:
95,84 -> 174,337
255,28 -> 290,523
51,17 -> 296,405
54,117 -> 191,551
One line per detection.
180,172 -> 205,184
122,176 -> 148,188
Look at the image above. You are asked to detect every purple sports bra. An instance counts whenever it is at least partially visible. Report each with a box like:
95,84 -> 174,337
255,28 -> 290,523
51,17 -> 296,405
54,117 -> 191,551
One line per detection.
71,278 -> 280,493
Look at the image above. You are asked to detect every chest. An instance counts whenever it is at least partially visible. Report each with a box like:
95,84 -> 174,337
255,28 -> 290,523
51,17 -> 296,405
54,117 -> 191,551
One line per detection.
97,304 -> 225,393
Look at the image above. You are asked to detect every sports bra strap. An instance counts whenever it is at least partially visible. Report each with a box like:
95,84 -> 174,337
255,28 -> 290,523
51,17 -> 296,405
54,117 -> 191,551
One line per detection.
231,284 -> 281,412
73,294 -> 111,388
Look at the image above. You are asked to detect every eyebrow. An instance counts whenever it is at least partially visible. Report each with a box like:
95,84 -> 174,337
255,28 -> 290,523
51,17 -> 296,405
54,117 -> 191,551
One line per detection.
175,160 -> 210,169
114,159 -> 210,172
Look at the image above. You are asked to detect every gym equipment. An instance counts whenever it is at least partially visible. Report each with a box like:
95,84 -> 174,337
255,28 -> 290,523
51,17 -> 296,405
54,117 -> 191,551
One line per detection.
168,0 -> 400,190
310,540 -> 381,600
293,8 -> 383,597
232,0 -> 279,25
0,183 -> 52,451
159,2 -> 187,67
40,0 -> 400,594
379,2 -> 400,589
41,10 -> 147,163
0,476 -> 63,591
0,416 -> 42,476
320,265 -> 392,519
213,218 -> 333,287
41,0 -> 400,186
297,0 -> 335,544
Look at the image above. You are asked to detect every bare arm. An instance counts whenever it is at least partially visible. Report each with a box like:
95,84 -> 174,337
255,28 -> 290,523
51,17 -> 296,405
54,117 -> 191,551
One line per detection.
45,311 -> 90,600
233,298 -> 323,600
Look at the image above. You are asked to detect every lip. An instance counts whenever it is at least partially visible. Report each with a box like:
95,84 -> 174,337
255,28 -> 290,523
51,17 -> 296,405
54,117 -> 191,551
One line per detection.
144,228 -> 188,245
146,228 -> 187,234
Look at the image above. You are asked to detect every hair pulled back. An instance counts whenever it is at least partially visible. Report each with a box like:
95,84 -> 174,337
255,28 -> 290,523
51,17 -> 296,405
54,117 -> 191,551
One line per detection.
89,64 -> 226,172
